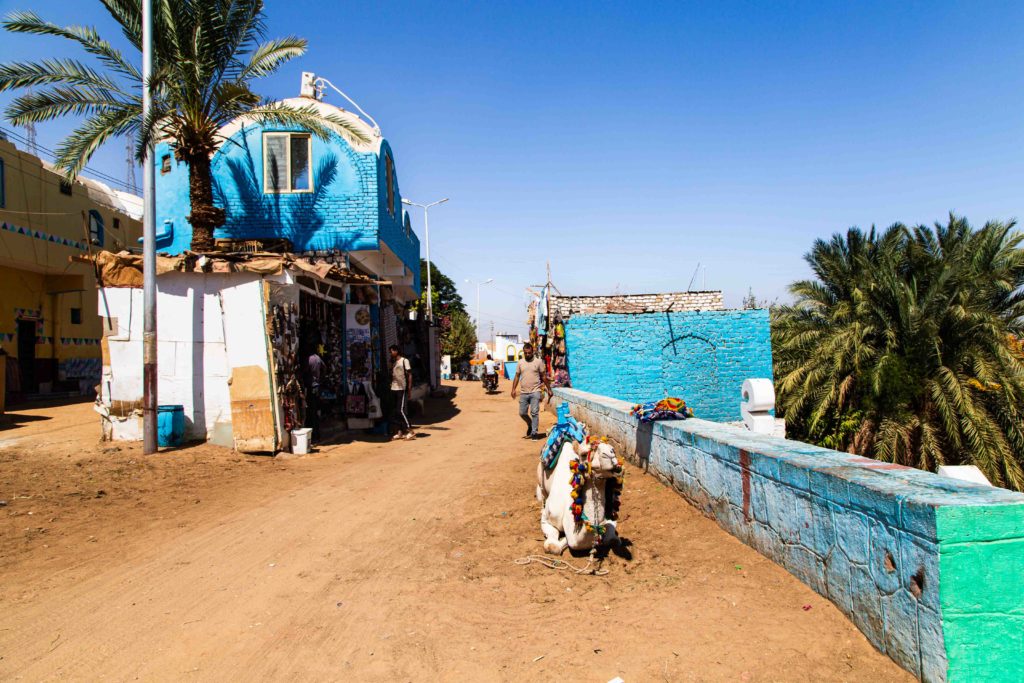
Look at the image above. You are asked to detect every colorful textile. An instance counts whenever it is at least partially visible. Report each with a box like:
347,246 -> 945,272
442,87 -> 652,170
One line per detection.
630,397 -> 693,423
540,414 -> 586,470
537,286 -> 549,337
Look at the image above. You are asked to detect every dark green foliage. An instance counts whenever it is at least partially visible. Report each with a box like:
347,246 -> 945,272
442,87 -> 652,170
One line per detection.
419,259 -> 466,316
773,214 -> 1024,490
441,309 -> 476,362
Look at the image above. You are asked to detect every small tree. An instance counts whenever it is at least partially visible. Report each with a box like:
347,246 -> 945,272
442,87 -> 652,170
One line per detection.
442,309 -> 476,362
419,259 -> 466,316
742,288 -> 775,310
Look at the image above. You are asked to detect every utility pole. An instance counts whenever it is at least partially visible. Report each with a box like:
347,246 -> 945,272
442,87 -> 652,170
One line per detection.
142,0 -> 158,454
125,138 -> 138,195
23,87 -> 38,156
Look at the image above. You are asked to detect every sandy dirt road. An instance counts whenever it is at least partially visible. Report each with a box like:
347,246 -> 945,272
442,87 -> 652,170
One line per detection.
0,385 -> 909,681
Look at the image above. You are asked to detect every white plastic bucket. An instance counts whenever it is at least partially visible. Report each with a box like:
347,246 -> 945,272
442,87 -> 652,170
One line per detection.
291,428 -> 312,454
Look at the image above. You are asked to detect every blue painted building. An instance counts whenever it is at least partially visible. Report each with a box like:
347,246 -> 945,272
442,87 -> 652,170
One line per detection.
563,309 -> 774,421
153,95 -> 420,299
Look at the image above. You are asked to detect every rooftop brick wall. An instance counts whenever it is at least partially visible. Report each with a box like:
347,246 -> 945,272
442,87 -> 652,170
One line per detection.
550,291 -> 724,318
553,388 -> 1024,682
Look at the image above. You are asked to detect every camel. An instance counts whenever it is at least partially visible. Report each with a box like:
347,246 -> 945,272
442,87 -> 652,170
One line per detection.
536,435 -> 622,554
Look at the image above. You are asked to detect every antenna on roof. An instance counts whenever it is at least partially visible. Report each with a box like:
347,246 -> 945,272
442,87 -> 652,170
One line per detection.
301,71 -> 382,137
687,261 -> 701,292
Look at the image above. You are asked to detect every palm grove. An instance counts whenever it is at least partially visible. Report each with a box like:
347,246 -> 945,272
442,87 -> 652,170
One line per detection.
774,215 -> 1024,490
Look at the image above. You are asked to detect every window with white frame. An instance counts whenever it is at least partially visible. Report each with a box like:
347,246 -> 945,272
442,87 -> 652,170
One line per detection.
263,132 -> 312,193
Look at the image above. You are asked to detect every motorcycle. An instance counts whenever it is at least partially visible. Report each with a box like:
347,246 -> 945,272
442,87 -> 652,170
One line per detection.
482,372 -> 498,393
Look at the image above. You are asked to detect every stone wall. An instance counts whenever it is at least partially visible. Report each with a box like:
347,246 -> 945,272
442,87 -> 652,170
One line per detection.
563,309 -> 772,421
553,388 -> 1024,682
549,291 -> 724,318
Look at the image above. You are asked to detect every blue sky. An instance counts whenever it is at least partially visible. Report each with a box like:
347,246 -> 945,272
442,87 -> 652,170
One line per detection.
2,1 -> 1023,336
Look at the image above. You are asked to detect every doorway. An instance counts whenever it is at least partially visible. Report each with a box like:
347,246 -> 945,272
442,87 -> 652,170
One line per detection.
17,319 -> 37,394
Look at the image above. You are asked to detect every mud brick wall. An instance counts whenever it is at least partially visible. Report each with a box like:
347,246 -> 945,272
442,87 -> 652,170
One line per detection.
563,309 -> 772,422
552,388 -> 1024,682
549,291 -> 724,318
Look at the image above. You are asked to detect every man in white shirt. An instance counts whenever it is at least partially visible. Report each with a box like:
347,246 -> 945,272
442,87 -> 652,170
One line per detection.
389,344 -> 413,441
483,354 -> 498,386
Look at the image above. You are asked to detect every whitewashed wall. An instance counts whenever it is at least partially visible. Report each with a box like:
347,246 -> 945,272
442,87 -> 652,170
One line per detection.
97,272 -> 267,444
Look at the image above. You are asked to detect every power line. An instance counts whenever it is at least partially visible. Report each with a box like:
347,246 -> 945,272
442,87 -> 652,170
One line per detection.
477,308 -> 528,326
0,126 -> 137,194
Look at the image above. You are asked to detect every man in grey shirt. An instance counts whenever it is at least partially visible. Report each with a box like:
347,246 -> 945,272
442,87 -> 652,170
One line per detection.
511,342 -> 553,439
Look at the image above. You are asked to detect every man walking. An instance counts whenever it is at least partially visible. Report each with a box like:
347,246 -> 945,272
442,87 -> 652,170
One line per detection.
511,342 -> 552,439
389,344 -> 414,441
305,345 -> 325,443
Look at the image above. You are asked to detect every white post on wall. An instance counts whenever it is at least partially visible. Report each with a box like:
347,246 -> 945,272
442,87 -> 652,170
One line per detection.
141,0 -> 158,454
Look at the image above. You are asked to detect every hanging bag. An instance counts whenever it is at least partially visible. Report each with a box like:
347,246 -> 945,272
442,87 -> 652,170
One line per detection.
345,381 -> 368,417
366,383 -> 383,420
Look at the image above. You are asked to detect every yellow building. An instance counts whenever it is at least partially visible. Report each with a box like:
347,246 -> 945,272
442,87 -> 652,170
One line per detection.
0,135 -> 142,404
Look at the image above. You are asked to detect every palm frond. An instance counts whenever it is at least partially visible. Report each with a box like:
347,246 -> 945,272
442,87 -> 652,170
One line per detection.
239,37 -> 306,80
243,102 -> 375,146
2,11 -> 140,80
0,59 -> 125,93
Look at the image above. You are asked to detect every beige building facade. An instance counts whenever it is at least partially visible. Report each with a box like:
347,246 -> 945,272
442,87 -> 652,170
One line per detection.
0,135 -> 142,403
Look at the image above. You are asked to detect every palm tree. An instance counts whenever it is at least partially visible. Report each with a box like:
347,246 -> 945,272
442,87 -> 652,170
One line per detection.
773,214 -> 1024,490
0,0 -> 370,251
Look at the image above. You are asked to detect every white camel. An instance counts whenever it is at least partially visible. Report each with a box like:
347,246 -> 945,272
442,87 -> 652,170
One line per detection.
536,437 -> 622,554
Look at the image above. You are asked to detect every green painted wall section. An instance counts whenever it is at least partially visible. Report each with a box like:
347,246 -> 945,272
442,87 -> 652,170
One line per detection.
937,505 -> 1024,682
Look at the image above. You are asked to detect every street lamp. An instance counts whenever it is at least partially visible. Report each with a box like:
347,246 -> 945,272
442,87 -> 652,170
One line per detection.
465,278 -> 494,339
402,197 -> 448,321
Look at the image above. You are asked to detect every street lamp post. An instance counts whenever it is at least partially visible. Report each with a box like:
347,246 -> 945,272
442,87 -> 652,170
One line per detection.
465,278 -> 494,340
401,197 -> 448,322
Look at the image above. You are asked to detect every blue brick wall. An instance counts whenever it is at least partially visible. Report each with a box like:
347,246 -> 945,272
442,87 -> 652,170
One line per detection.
564,309 -> 773,421
152,124 -> 420,292
554,387 -> 1024,682
376,140 -> 421,292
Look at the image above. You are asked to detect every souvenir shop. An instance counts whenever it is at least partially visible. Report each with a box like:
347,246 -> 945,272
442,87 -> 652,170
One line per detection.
265,276 -> 395,441
527,286 -> 571,388
92,250 -> 427,451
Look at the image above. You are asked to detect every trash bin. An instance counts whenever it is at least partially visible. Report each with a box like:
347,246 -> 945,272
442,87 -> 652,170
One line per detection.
291,427 -> 312,454
157,404 -> 185,447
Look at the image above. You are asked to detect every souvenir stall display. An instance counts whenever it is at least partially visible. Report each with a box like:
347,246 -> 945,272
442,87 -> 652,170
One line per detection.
527,286 -> 571,388
267,296 -> 304,435
345,303 -> 375,426
549,316 -> 570,387
299,292 -> 345,429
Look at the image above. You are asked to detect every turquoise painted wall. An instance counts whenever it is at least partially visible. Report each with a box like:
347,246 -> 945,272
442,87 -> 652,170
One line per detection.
555,387 -> 1024,682
564,309 -> 773,421
152,125 -> 420,293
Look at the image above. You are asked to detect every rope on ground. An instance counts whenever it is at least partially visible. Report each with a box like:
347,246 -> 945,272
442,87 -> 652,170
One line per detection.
514,552 -> 609,576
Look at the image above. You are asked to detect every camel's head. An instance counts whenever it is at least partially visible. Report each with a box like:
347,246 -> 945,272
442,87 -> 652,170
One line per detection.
580,437 -> 621,479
